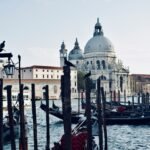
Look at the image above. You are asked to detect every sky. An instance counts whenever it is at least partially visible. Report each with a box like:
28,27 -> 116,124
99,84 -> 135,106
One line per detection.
0,0 -> 150,74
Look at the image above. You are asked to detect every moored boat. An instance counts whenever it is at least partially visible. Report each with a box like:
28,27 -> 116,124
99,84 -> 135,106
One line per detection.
3,106 -> 20,143
40,102 -> 84,124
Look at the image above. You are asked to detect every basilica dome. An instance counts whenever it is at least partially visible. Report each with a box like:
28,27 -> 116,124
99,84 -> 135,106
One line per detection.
84,19 -> 114,54
68,38 -> 84,60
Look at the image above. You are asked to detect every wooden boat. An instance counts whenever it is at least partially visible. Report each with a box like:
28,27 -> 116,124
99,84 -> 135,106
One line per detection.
51,118 -> 98,150
3,106 -> 20,142
105,115 -> 150,125
40,102 -> 84,124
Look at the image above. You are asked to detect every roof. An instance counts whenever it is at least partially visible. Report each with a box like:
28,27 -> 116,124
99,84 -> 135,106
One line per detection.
131,74 -> 150,79
22,65 -> 63,70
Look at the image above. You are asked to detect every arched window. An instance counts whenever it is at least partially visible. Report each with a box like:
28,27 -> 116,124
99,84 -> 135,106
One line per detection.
120,76 -> 123,92
102,60 -> 106,69
100,75 -> 106,80
96,60 -> 100,70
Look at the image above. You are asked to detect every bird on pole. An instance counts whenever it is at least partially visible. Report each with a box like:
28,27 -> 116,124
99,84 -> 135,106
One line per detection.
84,71 -> 91,79
64,57 -> 76,68
0,41 -> 6,52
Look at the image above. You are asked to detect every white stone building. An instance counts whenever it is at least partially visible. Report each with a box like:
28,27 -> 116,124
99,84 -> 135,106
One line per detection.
1,65 -> 78,99
60,18 -> 130,96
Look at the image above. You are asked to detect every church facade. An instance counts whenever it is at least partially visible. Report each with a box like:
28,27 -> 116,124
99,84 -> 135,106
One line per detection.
60,19 -> 130,96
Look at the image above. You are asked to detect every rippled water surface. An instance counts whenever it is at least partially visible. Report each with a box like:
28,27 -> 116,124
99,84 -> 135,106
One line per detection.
3,100 -> 150,150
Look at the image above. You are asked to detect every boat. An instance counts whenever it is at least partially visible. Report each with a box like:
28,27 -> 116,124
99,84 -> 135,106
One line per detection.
104,115 -> 150,125
3,106 -> 20,143
51,118 -> 98,150
40,101 -> 84,124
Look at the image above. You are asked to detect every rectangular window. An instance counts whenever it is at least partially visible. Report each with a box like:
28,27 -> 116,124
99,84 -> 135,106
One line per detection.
36,74 -> 38,78
43,75 -> 44,78
47,75 -> 49,78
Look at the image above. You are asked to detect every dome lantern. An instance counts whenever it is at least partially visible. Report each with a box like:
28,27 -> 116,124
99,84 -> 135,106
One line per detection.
84,19 -> 115,54
93,18 -> 103,37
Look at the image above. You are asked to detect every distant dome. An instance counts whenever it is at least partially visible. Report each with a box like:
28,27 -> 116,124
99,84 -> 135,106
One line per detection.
84,35 -> 114,54
84,18 -> 114,54
68,38 -> 84,60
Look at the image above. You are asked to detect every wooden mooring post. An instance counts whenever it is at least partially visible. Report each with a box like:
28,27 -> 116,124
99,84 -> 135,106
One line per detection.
101,87 -> 108,150
113,90 -> 116,101
31,84 -> 38,150
138,93 -> 140,105
0,79 -> 3,150
118,90 -> 120,103
61,75 -> 65,131
19,84 -> 28,150
43,85 -> 50,150
132,95 -> 134,111
5,85 -> 16,150
124,90 -> 126,105
96,77 -> 103,150
78,91 -> 80,115
62,66 -> 72,150
85,77 -> 92,150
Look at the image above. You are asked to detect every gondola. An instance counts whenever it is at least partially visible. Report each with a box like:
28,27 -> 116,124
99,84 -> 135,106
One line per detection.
3,106 -> 20,142
51,117 -> 99,150
40,102 -> 84,124
105,115 -> 150,125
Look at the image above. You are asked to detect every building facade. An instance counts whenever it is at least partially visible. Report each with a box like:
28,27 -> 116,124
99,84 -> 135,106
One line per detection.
129,74 -> 150,94
1,65 -> 78,99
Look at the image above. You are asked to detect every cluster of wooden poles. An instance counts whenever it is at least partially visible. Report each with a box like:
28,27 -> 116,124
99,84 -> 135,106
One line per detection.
61,66 -> 109,150
0,78 -> 51,150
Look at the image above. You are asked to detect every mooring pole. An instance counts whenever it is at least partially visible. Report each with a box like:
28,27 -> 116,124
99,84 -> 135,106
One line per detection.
85,77 -> 92,150
44,85 -> 50,150
19,84 -> 27,150
6,85 -> 16,150
63,66 -> 72,150
138,93 -> 140,105
31,84 -> 38,150
101,87 -> 108,150
124,90 -> 126,105
96,77 -> 103,150
118,90 -> 120,103
114,90 -> 116,101
78,91 -> 80,115
0,79 -> 3,150
132,95 -> 134,111
146,93 -> 149,108
61,75 -> 65,132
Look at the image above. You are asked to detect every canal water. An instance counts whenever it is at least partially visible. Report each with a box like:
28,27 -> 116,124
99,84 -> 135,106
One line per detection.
3,99 -> 150,150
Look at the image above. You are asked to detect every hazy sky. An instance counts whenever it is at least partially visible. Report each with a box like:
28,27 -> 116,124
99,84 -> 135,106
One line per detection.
0,0 -> 150,74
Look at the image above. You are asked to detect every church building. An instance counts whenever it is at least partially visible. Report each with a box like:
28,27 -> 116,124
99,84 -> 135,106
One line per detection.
60,18 -> 130,96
